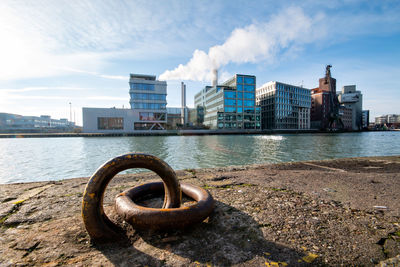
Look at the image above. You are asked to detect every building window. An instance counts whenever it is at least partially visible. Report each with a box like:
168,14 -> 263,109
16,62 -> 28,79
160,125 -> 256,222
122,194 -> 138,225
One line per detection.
224,99 -> 236,106
224,91 -> 236,99
224,107 -> 236,112
131,93 -> 166,101
243,100 -> 254,107
139,112 -> 166,121
244,77 -> 255,84
130,83 -> 155,91
244,92 -> 255,99
237,76 -> 244,83
97,117 -> 124,130
244,85 -> 254,92
132,103 -> 166,109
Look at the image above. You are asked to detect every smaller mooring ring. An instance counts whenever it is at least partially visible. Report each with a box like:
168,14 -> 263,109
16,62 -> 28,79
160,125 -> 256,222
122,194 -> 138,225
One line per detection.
115,182 -> 214,230
81,153 -> 181,243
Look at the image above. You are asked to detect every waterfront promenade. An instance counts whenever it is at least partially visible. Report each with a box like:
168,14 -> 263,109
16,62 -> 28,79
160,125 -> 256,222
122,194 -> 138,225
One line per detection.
1,156 -> 399,266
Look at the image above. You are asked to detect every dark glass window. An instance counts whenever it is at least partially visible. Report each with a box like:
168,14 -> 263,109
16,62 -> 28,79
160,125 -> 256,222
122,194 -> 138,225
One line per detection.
97,117 -> 123,130
244,107 -> 255,113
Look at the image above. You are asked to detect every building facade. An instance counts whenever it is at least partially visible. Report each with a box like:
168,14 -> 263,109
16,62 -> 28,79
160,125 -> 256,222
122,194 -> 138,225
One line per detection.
129,74 -> 167,130
338,85 -> 363,130
256,82 -> 311,130
0,113 -> 73,132
362,110 -> 370,129
339,106 -> 353,130
194,74 -> 260,130
310,66 -> 340,130
83,74 -> 167,133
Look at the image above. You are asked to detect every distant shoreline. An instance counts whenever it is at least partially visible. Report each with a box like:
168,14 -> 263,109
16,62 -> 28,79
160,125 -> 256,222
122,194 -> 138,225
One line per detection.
0,129 -> 384,138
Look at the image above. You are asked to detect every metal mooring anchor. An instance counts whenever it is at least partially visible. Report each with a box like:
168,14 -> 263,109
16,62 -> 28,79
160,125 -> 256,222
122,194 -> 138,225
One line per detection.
81,153 -> 214,243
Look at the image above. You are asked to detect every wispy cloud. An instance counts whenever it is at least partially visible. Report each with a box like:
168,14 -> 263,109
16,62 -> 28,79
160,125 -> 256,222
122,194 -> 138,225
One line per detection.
64,68 -> 126,80
86,96 -> 127,101
1,86 -> 92,93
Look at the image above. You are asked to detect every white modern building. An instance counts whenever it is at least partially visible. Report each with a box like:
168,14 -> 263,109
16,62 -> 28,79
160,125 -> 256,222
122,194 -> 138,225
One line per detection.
83,74 -> 167,133
0,113 -> 73,132
338,85 -> 363,130
256,81 -> 311,130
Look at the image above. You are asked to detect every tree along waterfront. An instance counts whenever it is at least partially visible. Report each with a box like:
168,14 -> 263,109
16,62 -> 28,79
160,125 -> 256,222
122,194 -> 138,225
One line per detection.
0,131 -> 399,184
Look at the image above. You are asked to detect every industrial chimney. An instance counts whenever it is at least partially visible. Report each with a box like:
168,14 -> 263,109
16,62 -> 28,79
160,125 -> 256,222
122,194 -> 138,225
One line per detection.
212,69 -> 218,87
181,82 -> 186,125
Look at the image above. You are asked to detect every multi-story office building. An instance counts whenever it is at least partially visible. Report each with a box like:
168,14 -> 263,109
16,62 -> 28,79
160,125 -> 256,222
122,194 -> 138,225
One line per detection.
338,85 -> 363,130
83,74 -> 167,133
129,74 -> 167,130
194,74 -> 260,130
256,82 -> 311,130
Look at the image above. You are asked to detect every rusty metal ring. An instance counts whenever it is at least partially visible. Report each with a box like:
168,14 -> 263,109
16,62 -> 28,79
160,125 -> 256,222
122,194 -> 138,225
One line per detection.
81,153 -> 181,242
115,182 -> 214,230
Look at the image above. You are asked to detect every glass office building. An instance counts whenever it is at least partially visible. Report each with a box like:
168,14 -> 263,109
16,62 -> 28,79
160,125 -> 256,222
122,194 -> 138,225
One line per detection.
256,81 -> 311,130
129,74 -> 167,130
194,74 -> 261,130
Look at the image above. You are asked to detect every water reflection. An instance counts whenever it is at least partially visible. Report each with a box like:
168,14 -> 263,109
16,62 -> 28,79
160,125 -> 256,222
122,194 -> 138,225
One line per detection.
0,132 -> 399,183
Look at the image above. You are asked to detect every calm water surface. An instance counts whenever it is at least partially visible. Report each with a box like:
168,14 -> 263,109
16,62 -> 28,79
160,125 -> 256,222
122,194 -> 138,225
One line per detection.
0,132 -> 399,184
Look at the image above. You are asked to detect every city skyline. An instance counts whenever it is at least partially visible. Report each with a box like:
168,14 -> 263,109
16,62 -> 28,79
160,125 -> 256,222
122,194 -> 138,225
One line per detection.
0,1 -> 399,126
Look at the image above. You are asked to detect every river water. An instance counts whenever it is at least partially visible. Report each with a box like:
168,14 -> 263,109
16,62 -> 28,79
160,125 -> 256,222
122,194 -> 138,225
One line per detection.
0,132 -> 399,184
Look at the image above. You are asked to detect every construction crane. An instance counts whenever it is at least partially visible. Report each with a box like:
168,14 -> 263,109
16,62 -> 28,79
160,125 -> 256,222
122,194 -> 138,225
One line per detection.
325,65 -> 344,130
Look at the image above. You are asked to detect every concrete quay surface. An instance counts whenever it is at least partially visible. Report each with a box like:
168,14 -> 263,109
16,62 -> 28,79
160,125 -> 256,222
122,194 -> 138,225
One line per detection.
1,156 -> 400,266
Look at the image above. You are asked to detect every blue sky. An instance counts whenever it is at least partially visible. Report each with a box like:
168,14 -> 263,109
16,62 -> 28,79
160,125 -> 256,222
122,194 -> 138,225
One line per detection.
0,0 -> 399,125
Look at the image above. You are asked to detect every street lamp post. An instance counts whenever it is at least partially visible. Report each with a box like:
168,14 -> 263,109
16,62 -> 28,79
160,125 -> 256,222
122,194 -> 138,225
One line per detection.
69,102 -> 72,125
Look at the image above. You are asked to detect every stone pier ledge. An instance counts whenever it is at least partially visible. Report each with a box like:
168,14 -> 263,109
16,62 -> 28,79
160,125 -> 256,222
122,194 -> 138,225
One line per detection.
1,156 -> 400,266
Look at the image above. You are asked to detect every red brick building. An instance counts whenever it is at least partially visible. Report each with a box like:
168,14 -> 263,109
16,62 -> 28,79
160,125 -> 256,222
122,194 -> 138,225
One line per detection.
310,66 -> 340,129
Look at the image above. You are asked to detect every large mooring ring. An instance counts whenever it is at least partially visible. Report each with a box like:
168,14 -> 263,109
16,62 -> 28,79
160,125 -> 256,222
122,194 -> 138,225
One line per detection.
81,153 -> 181,242
115,182 -> 214,230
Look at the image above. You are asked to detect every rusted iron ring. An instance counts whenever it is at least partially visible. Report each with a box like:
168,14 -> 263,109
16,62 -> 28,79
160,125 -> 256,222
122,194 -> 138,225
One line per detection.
115,182 -> 214,230
81,153 -> 181,242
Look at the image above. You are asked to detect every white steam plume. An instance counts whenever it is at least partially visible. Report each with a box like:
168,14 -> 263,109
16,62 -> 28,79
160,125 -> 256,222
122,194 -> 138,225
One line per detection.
160,7 -> 323,82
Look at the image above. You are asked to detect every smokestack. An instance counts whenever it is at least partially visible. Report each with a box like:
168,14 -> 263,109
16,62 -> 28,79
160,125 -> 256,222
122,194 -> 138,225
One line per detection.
212,69 -> 218,87
181,82 -> 186,125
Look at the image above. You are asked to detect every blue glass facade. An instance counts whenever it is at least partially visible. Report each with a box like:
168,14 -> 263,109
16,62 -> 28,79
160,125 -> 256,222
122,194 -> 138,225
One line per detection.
218,74 -> 261,129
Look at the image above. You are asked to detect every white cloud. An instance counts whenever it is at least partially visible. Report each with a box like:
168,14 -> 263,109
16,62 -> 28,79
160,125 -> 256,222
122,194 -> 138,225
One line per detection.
160,7 -> 324,82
